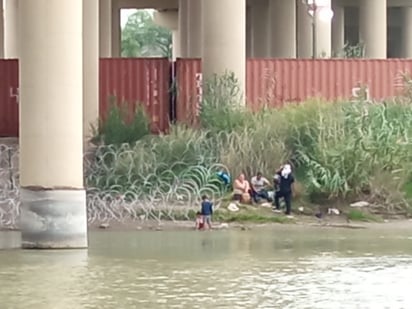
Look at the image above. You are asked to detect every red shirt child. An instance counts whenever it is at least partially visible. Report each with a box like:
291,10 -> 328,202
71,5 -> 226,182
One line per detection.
195,212 -> 204,230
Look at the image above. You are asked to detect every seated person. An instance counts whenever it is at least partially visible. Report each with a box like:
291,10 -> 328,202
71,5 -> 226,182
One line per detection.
250,172 -> 271,203
233,173 -> 251,203
217,170 -> 231,187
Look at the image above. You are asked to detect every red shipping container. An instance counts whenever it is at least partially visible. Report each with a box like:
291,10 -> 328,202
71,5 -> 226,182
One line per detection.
100,58 -> 171,133
175,58 -> 202,125
176,58 -> 412,121
0,58 -> 172,137
2,58 -> 412,137
247,59 -> 412,110
0,60 -> 19,137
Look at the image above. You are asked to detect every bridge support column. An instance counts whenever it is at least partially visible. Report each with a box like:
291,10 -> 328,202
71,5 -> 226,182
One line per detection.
250,0 -> 269,57
111,3 -> 121,57
359,0 -> 387,58
202,0 -> 246,105
83,0 -> 99,140
297,0 -> 313,58
4,0 -> 18,58
0,0 -> 4,58
99,0 -> 112,57
19,0 -> 87,249
332,3 -> 345,56
402,7 -> 412,58
269,0 -> 296,58
179,0 -> 189,57
187,0 -> 202,58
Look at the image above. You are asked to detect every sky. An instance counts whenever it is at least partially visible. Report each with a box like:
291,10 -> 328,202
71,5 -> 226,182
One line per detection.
121,9 -> 155,28
121,9 -> 137,28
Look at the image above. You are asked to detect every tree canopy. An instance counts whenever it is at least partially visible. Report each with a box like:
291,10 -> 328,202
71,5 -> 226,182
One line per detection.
121,10 -> 172,58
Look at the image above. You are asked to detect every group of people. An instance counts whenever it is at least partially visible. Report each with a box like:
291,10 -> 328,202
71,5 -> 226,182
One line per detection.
195,164 -> 295,230
232,164 -> 295,215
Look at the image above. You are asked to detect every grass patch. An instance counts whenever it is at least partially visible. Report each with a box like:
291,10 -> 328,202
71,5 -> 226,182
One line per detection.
215,212 -> 292,224
120,208 -> 292,224
214,204 -> 294,224
347,209 -> 381,222
95,100 -> 150,145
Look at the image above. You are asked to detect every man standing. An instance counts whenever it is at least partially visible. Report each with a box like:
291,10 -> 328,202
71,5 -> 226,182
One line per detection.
273,164 -> 295,216
250,172 -> 271,203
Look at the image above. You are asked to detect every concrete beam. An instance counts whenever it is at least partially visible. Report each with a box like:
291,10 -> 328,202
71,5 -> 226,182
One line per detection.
117,0 -> 178,9
153,10 -> 178,30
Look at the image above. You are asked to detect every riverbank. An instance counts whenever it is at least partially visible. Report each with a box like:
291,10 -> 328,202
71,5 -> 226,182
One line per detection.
89,215 -> 412,232
88,198 -> 412,231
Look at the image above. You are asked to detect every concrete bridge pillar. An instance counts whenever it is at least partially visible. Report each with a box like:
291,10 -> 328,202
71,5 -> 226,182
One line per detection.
179,0 -> 189,57
297,0 -> 333,58
246,6 -> 252,57
188,0 -> 202,58
0,0 -> 4,58
19,0 -> 88,249
172,30 -> 181,60
83,0 -> 99,140
359,0 -> 387,58
402,7 -> 412,58
4,0 -> 18,58
250,0 -> 269,58
202,0 -> 246,105
316,0 -> 333,58
297,0 -> 313,58
269,0 -> 296,58
332,3 -> 345,57
99,0 -> 112,57
111,3 -> 121,57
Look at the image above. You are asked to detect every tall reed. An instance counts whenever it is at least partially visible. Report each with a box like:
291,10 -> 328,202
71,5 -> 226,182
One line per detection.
91,74 -> 412,212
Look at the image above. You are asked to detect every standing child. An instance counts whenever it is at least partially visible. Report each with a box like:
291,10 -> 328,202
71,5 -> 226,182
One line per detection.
201,195 -> 213,230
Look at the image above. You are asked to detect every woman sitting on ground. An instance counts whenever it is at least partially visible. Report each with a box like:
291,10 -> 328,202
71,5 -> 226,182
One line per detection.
233,173 -> 251,203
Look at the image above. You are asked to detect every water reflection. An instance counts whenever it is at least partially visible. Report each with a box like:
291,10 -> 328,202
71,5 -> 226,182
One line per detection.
0,227 -> 411,308
0,250 -> 88,309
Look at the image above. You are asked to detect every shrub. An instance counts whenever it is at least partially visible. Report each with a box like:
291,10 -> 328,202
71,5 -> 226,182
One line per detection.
88,74 -> 412,214
97,100 -> 150,145
200,72 -> 250,134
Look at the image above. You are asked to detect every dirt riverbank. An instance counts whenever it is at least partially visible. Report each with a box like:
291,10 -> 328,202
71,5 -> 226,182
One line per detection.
89,216 -> 412,232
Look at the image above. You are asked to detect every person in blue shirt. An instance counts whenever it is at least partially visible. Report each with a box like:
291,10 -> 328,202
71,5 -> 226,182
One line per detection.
217,170 -> 231,185
201,195 -> 213,230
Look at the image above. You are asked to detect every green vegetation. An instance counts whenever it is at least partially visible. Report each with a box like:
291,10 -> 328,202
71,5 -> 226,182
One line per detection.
347,210 -> 381,222
95,102 -> 150,145
341,42 -> 366,58
121,10 -> 172,58
213,211 -> 293,224
125,207 -> 292,224
90,73 -> 412,219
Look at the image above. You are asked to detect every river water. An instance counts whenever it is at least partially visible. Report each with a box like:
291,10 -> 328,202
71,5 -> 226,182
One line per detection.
0,226 -> 412,309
